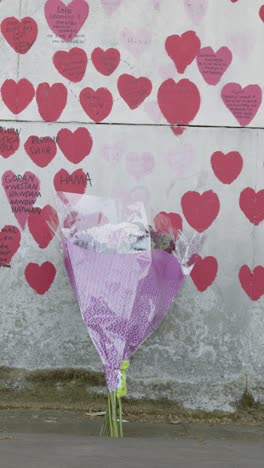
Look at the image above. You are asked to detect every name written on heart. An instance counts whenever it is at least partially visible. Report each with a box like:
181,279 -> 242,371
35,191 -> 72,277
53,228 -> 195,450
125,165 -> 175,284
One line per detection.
59,171 -> 93,187
4,173 -> 41,214
0,127 -> 21,155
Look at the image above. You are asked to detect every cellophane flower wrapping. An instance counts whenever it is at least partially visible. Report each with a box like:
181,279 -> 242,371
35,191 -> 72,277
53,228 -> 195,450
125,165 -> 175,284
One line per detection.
52,193 -> 205,437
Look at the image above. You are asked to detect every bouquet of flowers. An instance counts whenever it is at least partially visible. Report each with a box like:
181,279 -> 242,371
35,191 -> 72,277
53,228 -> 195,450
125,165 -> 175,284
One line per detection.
53,194 -> 205,437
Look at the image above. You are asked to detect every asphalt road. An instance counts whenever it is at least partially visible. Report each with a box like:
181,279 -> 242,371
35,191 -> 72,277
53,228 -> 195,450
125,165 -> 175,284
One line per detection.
1,433 -> 264,468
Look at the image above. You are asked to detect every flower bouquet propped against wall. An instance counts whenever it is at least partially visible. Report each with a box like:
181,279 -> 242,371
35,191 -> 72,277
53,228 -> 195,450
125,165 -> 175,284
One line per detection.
53,194 -> 205,437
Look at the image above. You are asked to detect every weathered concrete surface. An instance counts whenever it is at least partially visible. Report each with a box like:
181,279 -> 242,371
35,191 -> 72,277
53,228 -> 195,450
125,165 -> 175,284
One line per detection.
0,433 -> 264,468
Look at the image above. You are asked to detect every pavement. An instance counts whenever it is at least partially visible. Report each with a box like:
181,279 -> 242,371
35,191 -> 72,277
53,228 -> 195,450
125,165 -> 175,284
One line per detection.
0,410 -> 264,467
1,433 -> 264,468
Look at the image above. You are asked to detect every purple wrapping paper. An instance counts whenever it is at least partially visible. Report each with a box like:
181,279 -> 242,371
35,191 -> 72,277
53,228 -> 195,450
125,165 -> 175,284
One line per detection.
64,239 -> 186,390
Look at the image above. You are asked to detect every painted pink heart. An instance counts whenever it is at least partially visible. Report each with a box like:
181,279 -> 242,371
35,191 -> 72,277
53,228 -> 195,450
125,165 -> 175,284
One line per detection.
191,256 -> 218,292
120,28 -> 151,57
0,127 -> 20,159
101,141 -> 124,164
57,127 -> 93,164
197,47 -> 232,85
183,0 -> 208,25
1,79 -> 35,114
45,0 -> 89,41
154,212 -> 183,239
227,32 -> 256,61
259,5 -> 264,22
2,171 -> 41,230
165,31 -> 201,74
181,190 -> 220,232
221,83 -> 262,126
0,225 -> 21,267
1,17 -> 38,54
101,0 -> 122,16
150,0 -> 161,9
53,48 -> 88,82
118,74 -> 152,110
126,152 -> 155,179
36,83 -> 68,122
80,87 -> 113,122
91,48 -> 120,76
211,151 -> 243,184
24,135 -> 57,168
28,205 -> 59,249
25,262 -> 56,295
239,265 -> 264,301
239,188 -> 264,226
158,79 -> 201,125
144,101 -> 162,123
165,143 -> 196,177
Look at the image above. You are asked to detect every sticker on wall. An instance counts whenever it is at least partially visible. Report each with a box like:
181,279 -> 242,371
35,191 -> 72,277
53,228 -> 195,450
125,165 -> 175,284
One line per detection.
36,83 -> 68,122
118,75 -> 152,110
57,127 -> 93,164
0,225 -> 21,268
1,79 -> 35,114
210,151 -> 243,184
165,31 -> 201,74
45,0 -> 89,41
25,261 -> 57,295
221,83 -> 262,126
239,188 -> 264,226
158,79 -> 201,125
196,47 -> 232,85
28,205 -> 59,249
53,48 -> 88,82
91,48 -> 120,76
2,171 -> 41,230
181,190 -> 220,232
24,135 -> 57,168
79,87 -> 113,122
1,17 -> 38,54
0,127 -> 20,159
239,265 -> 264,301
191,255 -> 218,292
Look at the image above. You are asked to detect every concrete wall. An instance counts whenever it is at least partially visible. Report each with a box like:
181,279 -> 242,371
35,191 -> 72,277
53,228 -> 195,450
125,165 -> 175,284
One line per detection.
1,0 -> 264,411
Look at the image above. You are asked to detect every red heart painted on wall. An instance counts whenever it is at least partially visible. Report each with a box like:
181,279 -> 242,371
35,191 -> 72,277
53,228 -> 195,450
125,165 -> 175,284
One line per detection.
45,0 -> 89,41
259,5 -> 264,22
24,135 -> 57,168
1,79 -> 35,114
165,31 -> 201,74
0,127 -> 20,159
239,265 -> 264,301
54,168 -> 88,194
158,79 -> 200,125
36,83 -> 67,122
118,74 -> 152,110
91,47 -> 120,76
57,128 -> 93,164
154,212 -> 182,239
0,225 -> 21,267
190,255 -> 218,292
197,47 -> 232,85
221,83 -> 262,126
211,151 -> 243,184
181,190 -> 220,232
53,48 -> 88,82
239,188 -> 264,226
1,17 -> 38,54
2,171 -> 41,230
25,262 -> 57,295
28,205 -> 59,249
80,87 -> 113,122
